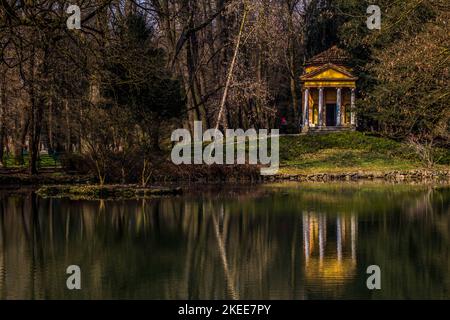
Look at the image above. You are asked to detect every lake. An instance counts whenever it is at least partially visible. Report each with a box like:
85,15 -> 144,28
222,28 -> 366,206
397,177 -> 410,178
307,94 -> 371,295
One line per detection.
0,182 -> 449,299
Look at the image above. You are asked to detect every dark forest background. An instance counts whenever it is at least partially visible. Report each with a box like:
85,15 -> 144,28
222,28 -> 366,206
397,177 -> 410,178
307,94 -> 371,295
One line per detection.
0,0 -> 448,180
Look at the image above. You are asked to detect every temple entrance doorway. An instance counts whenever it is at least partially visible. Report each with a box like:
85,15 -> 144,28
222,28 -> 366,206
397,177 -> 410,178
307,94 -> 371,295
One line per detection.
326,104 -> 336,126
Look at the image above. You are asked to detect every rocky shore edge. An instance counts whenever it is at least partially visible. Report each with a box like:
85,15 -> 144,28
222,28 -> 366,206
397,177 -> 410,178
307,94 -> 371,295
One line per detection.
267,169 -> 450,183
36,185 -> 183,200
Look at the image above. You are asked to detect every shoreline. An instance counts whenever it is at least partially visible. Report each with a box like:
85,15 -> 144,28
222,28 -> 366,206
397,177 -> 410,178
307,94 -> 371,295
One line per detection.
1,168 -> 450,188
0,169 -> 448,200
0,169 -> 450,189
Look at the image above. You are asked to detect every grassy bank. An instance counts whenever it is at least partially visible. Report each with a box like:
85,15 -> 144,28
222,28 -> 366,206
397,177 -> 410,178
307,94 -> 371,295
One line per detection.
1,132 -> 449,185
279,132 -> 450,175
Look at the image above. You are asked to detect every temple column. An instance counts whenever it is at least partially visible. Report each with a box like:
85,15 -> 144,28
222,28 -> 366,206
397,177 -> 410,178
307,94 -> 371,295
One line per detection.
336,88 -> 342,126
318,87 -> 324,127
351,214 -> 357,261
319,215 -> 326,264
302,213 -> 310,264
303,88 -> 309,127
350,88 -> 356,126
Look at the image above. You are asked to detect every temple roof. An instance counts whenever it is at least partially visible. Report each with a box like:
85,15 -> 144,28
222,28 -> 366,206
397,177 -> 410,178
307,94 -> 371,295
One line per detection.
306,46 -> 351,66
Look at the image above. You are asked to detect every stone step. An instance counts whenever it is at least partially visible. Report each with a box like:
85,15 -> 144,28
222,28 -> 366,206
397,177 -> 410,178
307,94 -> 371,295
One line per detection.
304,125 -> 356,134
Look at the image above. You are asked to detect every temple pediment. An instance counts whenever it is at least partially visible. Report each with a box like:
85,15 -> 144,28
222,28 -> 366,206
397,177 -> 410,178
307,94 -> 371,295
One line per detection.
301,63 -> 357,81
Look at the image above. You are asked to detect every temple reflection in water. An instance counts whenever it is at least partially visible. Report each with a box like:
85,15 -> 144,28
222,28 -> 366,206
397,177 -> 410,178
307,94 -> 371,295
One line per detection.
302,212 -> 358,291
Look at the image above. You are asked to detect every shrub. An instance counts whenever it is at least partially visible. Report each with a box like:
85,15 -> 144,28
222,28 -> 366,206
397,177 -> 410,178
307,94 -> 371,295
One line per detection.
60,153 -> 91,174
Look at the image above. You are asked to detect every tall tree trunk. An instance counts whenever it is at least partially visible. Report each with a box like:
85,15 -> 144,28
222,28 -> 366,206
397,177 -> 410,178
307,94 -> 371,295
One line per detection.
287,1 -> 299,125
150,120 -> 161,151
0,72 -> 6,167
65,99 -> 71,152
28,45 -> 48,175
29,94 -> 44,175
214,4 -> 248,131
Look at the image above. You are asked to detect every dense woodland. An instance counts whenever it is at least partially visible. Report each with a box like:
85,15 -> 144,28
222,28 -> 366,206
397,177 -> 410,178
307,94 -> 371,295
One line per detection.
0,0 -> 448,181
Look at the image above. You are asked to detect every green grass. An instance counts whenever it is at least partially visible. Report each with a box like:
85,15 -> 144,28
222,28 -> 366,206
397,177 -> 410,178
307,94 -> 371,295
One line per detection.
2,153 -> 60,168
2,132 -> 449,176
279,132 -> 450,174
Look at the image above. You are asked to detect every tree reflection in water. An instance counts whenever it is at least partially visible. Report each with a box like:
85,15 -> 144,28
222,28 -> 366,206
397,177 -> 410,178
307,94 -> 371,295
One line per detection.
0,183 -> 448,299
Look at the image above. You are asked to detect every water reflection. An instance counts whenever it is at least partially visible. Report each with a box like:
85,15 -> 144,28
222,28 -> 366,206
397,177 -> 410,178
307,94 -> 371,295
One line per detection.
0,183 -> 449,299
302,213 -> 357,295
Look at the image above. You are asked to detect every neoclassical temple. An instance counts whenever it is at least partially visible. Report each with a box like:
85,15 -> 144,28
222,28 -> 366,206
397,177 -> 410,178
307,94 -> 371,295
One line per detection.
300,46 -> 357,133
